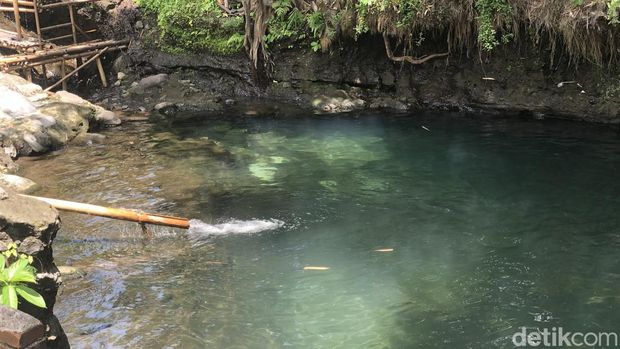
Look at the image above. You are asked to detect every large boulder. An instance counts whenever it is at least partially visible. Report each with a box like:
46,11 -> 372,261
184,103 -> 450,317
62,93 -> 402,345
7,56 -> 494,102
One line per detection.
0,87 -> 37,117
0,187 -> 68,349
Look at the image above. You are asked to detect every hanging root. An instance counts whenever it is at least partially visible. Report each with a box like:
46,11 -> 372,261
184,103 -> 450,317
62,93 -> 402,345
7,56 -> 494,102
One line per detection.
382,33 -> 448,65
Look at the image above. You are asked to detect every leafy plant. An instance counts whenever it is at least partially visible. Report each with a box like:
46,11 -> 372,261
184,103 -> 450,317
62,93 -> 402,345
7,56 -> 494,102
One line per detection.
0,243 -> 46,309
608,0 -> 620,24
475,0 -> 512,51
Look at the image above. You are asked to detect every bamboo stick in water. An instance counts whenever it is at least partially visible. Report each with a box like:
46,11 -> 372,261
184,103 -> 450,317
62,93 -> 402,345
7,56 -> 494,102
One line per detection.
19,194 -> 190,229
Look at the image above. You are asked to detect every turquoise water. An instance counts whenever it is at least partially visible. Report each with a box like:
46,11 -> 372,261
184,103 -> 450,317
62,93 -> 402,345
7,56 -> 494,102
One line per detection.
20,112 -> 620,348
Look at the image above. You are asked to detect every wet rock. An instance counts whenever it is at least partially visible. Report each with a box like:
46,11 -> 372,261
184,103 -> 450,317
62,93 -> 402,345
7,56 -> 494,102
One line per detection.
138,73 -> 168,89
0,188 -> 68,349
94,107 -> 121,127
0,151 -> 18,174
0,305 -> 46,349
311,95 -> 366,113
0,174 -> 39,193
369,97 -> 408,111
71,132 -> 107,146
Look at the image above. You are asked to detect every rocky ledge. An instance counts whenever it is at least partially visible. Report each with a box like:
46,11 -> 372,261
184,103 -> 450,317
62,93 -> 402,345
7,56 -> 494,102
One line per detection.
0,72 -> 121,191
0,186 -> 68,349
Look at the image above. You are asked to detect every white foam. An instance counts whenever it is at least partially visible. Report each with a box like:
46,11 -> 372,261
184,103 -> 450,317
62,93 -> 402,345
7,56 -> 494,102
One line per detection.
188,218 -> 284,240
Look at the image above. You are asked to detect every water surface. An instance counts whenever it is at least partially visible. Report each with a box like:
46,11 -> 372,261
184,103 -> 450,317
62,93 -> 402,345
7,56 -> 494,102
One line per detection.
20,112 -> 620,348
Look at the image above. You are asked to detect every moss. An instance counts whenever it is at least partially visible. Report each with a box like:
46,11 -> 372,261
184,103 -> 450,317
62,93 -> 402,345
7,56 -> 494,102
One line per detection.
136,0 -> 244,55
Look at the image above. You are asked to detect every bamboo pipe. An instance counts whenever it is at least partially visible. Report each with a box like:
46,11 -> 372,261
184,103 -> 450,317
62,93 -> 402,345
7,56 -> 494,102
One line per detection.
20,194 -> 191,229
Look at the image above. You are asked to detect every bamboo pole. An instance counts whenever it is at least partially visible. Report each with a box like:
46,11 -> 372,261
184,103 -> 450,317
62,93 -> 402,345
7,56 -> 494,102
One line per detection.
0,39 -> 127,65
20,195 -> 191,229
44,47 -> 108,91
33,0 -> 41,41
95,57 -> 107,87
60,58 -> 67,90
68,5 -> 77,44
12,0 -> 22,39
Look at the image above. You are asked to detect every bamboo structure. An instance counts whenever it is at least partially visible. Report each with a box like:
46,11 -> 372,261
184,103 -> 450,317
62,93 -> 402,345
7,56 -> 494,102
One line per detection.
0,0 -> 128,90
20,194 -> 191,229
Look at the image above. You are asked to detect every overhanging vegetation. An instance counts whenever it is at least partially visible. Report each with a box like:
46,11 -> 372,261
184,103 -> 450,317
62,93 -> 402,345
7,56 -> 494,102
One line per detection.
136,0 -> 620,67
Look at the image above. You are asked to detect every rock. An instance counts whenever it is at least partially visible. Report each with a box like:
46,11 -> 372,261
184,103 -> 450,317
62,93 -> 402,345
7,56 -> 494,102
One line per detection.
112,54 -> 130,74
135,20 -> 144,29
17,236 -> 46,255
3,146 -> 17,158
138,73 -> 168,89
57,266 -> 78,275
0,87 -> 37,117
0,188 -> 69,349
0,305 -> 46,349
154,101 -> 175,111
117,72 -> 126,80
71,132 -> 106,146
94,107 -> 121,126
27,93 -> 49,103
224,99 -> 235,106
114,80 -> 121,87
0,72 -> 42,97
0,186 -> 7,200
369,97 -> 408,111
54,90 -> 89,106
0,174 -> 39,193
0,151 -> 18,174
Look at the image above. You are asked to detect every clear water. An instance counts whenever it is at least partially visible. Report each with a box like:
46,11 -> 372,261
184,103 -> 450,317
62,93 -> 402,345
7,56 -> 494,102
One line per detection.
19,112 -> 620,348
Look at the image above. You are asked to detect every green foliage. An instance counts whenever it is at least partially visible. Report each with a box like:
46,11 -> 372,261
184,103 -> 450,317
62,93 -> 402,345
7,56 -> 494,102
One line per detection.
136,0 -> 245,54
0,243 -> 46,310
608,0 -> 620,24
475,0 -> 512,51
396,0 -> 421,28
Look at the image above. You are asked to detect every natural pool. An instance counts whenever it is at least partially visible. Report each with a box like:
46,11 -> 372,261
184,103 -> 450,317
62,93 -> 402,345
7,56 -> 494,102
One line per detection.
20,111 -> 620,348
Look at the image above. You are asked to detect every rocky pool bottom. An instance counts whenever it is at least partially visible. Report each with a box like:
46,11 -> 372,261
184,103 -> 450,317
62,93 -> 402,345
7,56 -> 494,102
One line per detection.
17,111 -> 620,348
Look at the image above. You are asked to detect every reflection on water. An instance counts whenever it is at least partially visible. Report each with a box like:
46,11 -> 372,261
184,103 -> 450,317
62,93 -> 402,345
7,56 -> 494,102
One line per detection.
19,112 -> 620,348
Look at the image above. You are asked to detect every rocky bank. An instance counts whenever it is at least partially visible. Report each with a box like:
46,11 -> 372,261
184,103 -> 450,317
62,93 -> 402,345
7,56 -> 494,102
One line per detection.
0,71 -> 122,192
0,186 -> 68,349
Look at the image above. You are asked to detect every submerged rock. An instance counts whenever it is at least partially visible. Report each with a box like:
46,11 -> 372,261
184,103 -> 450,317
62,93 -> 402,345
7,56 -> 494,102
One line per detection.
0,174 -> 39,193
